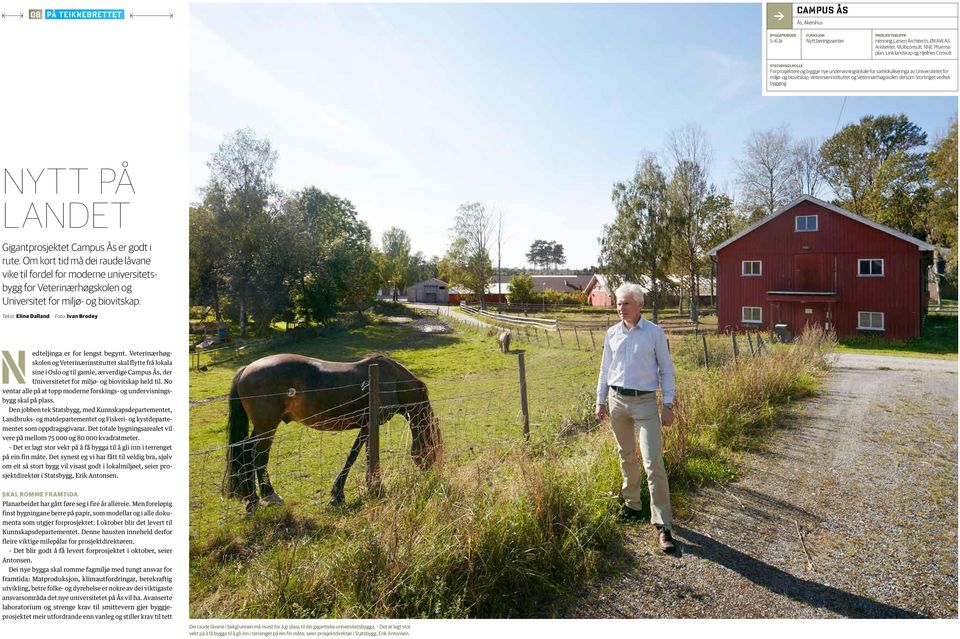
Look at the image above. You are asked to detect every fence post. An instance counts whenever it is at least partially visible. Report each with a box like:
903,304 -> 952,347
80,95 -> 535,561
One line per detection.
544,329 -> 550,347
556,326 -> 563,346
589,330 -> 596,350
367,363 -> 381,492
747,332 -> 755,355
757,333 -> 766,354
701,333 -> 709,368
518,353 -> 530,442
731,332 -> 739,363
573,326 -> 581,350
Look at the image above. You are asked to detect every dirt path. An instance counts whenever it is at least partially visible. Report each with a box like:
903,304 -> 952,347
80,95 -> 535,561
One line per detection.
570,353 -> 958,618
404,303 -> 493,329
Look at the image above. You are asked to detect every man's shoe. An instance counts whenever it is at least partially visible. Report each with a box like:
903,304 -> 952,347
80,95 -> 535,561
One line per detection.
655,525 -> 676,553
618,505 -> 644,523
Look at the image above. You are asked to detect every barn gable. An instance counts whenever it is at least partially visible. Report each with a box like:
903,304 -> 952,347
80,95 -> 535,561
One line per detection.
708,195 -> 934,256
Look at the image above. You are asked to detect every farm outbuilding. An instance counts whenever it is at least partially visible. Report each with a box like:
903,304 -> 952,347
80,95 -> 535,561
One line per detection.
447,283 -> 508,306
404,278 -> 449,303
585,274 -> 616,307
529,274 -> 592,294
584,274 -> 714,308
708,195 -> 934,340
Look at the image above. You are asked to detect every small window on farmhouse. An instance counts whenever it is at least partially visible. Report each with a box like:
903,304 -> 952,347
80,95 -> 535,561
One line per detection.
795,215 -> 818,232
742,260 -> 762,276
857,311 -> 884,331
858,259 -> 884,277
742,306 -> 762,323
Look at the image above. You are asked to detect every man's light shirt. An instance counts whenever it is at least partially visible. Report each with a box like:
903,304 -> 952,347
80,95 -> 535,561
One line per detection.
596,318 -> 675,406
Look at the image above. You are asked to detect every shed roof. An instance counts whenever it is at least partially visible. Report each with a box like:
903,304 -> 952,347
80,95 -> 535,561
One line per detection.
707,195 -> 935,256
407,278 -> 447,288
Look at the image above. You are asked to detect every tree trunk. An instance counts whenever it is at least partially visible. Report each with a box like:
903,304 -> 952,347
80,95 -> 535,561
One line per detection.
933,248 -> 942,308
238,281 -> 248,338
212,281 -> 222,323
710,261 -> 716,308
651,278 -> 660,323
689,268 -> 699,323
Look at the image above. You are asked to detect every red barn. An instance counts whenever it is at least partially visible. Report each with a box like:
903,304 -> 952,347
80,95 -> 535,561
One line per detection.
707,196 -> 934,340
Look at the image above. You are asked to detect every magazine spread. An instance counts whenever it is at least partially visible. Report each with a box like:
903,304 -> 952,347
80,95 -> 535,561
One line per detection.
1,2 -> 957,638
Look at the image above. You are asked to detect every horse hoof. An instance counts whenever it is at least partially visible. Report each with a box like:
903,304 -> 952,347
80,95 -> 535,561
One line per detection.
328,495 -> 345,507
262,493 -> 284,506
244,501 -> 259,516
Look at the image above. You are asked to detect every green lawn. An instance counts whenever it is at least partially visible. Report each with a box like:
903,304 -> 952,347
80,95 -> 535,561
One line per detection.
835,314 -> 958,360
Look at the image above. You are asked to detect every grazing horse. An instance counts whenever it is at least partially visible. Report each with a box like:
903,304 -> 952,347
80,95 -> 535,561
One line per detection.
222,353 -> 442,513
498,331 -> 511,353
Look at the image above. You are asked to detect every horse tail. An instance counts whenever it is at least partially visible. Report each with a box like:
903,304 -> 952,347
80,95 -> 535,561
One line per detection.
223,366 -> 252,499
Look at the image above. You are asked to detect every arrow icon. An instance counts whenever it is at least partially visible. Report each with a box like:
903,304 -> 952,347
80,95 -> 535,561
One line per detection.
774,11 -> 785,21
1,13 -> 25,19
129,13 -> 174,19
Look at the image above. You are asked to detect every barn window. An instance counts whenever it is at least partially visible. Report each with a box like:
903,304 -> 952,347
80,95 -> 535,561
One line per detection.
857,311 -> 885,331
857,259 -> 884,277
795,215 -> 818,232
741,260 -> 762,276
742,306 -> 762,323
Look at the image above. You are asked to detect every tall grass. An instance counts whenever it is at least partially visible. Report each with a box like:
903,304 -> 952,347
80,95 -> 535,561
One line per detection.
665,327 -> 835,491
190,326 -> 835,618
192,439 -> 623,618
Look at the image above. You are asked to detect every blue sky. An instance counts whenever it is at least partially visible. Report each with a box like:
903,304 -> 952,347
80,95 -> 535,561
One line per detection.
190,3 -> 957,269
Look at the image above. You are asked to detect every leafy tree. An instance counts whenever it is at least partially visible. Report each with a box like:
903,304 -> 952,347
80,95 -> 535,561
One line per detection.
440,202 -> 495,307
246,210 -> 299,334
406,251 -> 439,287
189,204 -> 225,321
526,239 -> 552,271
820,114 -> 928,227
701,190 -> 742,305
526,239 -> 565,272
286,187 -> 378,322
507,273 -> 535,305
381,227 -> 412,301
737,126 -> 796,221
549,242 -> 566,271
925,115 -> 959,290
600,153 -> 673,321
200,128 -> 281,337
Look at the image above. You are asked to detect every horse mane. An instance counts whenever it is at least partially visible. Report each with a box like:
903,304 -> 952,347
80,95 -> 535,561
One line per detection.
362,352 -> 420,381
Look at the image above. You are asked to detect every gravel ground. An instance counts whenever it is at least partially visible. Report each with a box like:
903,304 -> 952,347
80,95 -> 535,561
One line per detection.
408,316 -> 454,334
569,352 -> 958,619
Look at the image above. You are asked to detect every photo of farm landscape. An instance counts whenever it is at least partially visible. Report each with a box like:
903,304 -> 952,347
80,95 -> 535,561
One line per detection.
188,3 -> 957,622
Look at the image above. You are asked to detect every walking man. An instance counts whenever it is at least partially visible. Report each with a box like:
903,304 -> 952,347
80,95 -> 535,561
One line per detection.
596,282 -> 676,553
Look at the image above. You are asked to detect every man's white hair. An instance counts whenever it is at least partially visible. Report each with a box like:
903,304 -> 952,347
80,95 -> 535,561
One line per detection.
615,282 -> 645,305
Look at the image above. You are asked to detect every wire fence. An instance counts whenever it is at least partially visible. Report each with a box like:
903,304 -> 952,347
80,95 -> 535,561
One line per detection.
460,303 -> 735,349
